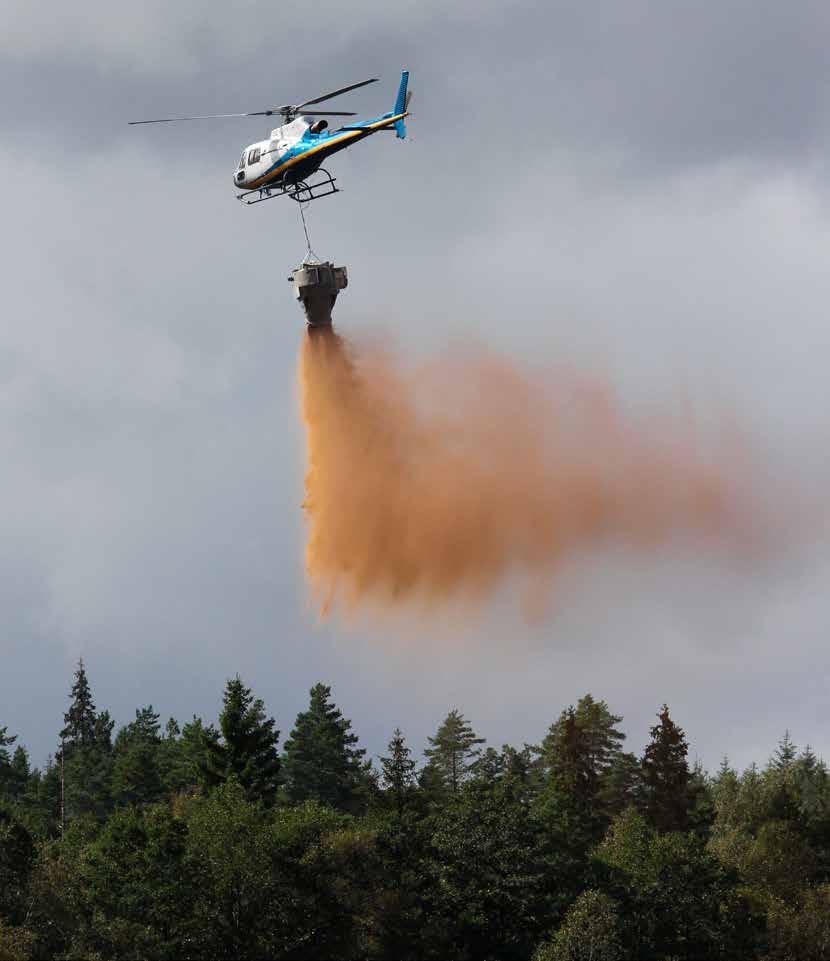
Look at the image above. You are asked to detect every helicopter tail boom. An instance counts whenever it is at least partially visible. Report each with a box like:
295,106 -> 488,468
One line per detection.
393,70 -> 409,139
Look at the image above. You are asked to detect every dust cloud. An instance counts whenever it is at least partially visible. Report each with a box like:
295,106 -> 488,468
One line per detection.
299,328 -> 753,618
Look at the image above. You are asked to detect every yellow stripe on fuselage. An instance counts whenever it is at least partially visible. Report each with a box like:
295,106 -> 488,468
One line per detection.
247,112 -> 409,190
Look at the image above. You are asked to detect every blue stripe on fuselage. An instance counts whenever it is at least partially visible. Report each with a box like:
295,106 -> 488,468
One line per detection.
246,112 -> 404,190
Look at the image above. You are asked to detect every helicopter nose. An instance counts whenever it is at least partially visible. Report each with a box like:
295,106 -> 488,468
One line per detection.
234,170 -> 245,187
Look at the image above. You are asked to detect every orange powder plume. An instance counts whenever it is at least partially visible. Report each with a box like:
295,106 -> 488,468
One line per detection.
300,328 -> 749,617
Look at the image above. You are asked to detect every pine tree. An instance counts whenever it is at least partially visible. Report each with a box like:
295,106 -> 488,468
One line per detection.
282,682 -> 368,812
380,728 -> 417,815
423,709 -> 485,794
641,704 -> 690,833
547,709 -> 596,803
542,695 -> 626,779
541,695 -> 626,795
198,677 -> 281,806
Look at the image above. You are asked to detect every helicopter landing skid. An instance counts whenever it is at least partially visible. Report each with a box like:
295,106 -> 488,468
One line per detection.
236,168 -> 339,206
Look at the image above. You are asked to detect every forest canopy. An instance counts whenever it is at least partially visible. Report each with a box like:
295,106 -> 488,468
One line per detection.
1,661 -> 828,960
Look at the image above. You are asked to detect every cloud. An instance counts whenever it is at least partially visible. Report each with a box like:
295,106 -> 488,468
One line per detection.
1,2 -> 830,773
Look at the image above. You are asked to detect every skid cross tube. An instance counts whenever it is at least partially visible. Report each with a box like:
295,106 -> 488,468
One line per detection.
236,168 -> 339,206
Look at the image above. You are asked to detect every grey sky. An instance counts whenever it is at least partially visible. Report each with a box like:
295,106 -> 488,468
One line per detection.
2,0 -> 830,772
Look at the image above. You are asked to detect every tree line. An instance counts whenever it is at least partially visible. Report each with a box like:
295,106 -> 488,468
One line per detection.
1,660 -> 828,960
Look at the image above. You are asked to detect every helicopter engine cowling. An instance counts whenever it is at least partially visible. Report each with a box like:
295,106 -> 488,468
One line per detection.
309,120 -> 329,133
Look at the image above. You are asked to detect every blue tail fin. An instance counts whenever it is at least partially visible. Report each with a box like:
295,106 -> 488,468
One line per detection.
393,69 -> 409,139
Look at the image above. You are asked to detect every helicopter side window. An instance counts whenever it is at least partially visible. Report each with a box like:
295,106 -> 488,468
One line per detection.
248,147 -> 261,166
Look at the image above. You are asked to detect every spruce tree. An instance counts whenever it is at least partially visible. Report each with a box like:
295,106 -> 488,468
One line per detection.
112,706 -> 163,807
602,751 -> 642,818
159,717 -> 211,795
282,682 -> 368,812
58,660 -> 113,821
641,704 -> 690,833
423,709 -> 485,794
7,747 -> 30,803
198,677 -> 281,806
772,731 -> 798,771
60,659 -> 98,751
380,728 -> 417,815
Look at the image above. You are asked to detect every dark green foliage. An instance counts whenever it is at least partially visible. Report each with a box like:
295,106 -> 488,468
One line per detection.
60,659 -> 99,751
198,676 -> 281,806
422,709 -> 485,796
0,808 -> 35,925
282,682 -> 368,812
765,883 -> 830,960
76,803 -> 192,959
534,890 -> 623,961
601,751 -> 642,819
0,734 -> 30,807
158,716 -> 211,796
539,695 -> 629,840
186,780 -> 283,959
598,808 -> 759,959
6,678 -> 830,961
58,660 -> 115,825
425,767 -> 548,960
640,703 -> 690,833
0,726 -> 16,766
379,728 -> 417,815
112,706 -> 164,808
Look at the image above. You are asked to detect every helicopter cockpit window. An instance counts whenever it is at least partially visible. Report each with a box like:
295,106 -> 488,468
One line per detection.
238,152 -> 246,170
248,147 -> 261,166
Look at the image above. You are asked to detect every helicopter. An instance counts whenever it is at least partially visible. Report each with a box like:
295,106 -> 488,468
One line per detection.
129,70 -> 411,205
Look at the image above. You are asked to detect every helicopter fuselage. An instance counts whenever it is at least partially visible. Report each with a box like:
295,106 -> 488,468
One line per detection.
233,110 -> 407,192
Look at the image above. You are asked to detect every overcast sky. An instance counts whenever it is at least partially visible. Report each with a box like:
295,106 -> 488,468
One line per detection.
2,0 -> 830,772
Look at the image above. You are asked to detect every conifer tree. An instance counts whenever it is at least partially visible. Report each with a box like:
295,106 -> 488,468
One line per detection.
58,660 -> 114,821
601,750 -> 642,819
7,747 -> 30,803
282,682 -> 368,812
772,731 -> 798,771
0,726 -> 15,790
159,716 -> 212,795
422,709 -> 485,794
641,704 -> 690,833
112,706 -> 163,807
60,659 -> 99,751
540,695 -> 626,796
380,728 -> 417,815
0,725 -> 16,758
198,676 -> 281,806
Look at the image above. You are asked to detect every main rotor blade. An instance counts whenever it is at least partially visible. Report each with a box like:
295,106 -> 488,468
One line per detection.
298,110 -> 357,116
294,77 -> 379,110
128,111 -> 276,125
